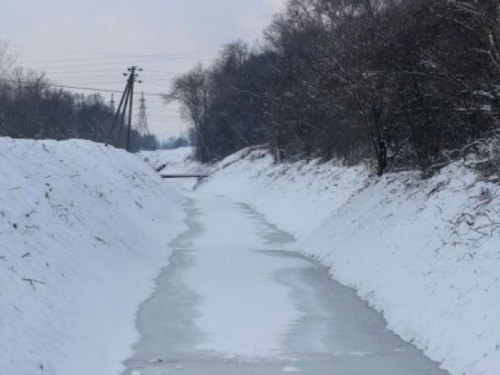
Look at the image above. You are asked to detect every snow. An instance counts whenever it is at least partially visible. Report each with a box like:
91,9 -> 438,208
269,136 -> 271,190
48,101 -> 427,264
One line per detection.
149,147 -> 500,375
281,366 -> 301,372
198,147 -> 368,239
5,140 -> 498,375
0,139 -> 185,375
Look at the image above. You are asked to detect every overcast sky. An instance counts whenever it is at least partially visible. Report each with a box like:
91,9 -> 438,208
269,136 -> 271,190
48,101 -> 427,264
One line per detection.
1,0 -> 288,140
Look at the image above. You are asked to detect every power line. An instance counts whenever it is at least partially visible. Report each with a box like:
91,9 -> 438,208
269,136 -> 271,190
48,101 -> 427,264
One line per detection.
12,42 -> 221,58
0,78 -> 166,97
17,50 -> 220,64
59,84 -> 165,97
46,75 -> 176,82
19,54 -> 217,70
46,72 -> 178,77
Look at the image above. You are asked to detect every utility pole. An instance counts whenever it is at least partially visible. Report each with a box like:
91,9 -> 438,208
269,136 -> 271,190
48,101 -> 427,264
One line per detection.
108,66 -> 142,151
126,66 -> 139,152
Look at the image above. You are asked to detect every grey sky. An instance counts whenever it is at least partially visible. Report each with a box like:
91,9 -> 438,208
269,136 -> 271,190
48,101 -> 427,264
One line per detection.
1,0 -> 287,139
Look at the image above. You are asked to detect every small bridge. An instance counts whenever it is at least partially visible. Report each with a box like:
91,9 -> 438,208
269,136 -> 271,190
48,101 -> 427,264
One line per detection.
155,164 -> 209,179
160,173 -> 209,179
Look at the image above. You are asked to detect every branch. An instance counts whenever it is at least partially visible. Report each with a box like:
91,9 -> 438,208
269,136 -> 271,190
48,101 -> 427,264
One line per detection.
22,278 -> 45,291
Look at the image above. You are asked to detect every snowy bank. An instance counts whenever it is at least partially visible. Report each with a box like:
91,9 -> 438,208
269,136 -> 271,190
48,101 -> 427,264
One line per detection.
151,147 -> 500,375
0,139 -> 184,375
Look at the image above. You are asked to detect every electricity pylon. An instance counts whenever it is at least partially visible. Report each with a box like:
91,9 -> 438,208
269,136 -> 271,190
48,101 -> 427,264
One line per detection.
136,92 -> 150,135
109,94 -> 115,113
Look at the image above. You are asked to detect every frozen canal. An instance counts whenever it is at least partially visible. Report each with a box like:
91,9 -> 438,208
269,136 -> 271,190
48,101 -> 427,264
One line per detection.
123,192 -> 448,375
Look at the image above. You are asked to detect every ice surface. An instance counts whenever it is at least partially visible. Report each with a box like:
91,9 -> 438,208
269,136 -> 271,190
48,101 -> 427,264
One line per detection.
123,192 -> 448,375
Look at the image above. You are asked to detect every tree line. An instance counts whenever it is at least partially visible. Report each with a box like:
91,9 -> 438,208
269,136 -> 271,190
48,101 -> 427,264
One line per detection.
0,45 -> 158,151
168,0 -> 500,175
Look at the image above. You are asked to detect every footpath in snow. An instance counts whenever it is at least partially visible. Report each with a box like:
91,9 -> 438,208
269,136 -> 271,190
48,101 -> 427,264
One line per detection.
0,139 -> 185,375
144,147 -> 500,375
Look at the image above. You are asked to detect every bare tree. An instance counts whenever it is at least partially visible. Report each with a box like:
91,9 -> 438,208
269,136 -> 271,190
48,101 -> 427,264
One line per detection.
0,39 -> 16,78
165,0 -> 500,174
164,64 -> 212,162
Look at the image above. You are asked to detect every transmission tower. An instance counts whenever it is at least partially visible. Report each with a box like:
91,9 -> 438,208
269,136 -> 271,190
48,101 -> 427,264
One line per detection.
137,92 -> 150,135
109,94 -> 115,113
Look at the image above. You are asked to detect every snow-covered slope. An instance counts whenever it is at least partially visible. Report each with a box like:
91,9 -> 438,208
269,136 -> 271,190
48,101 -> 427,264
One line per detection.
150,147 -> 500,375
302,165 -> 500,375
0,139 -> 184,375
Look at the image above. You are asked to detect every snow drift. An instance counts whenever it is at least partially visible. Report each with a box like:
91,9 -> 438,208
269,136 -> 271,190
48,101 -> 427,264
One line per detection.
149,146 -> 500,375
0,139 -> 184,375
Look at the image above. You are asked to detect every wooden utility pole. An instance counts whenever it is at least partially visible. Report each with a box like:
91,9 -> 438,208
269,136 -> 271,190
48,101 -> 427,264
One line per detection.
126,66 -> 137,152
109,83 -> 130,144
108,66 -> 141,151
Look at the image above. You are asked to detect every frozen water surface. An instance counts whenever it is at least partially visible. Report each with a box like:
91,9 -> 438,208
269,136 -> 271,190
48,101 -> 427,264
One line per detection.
123,192 -> 448,375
